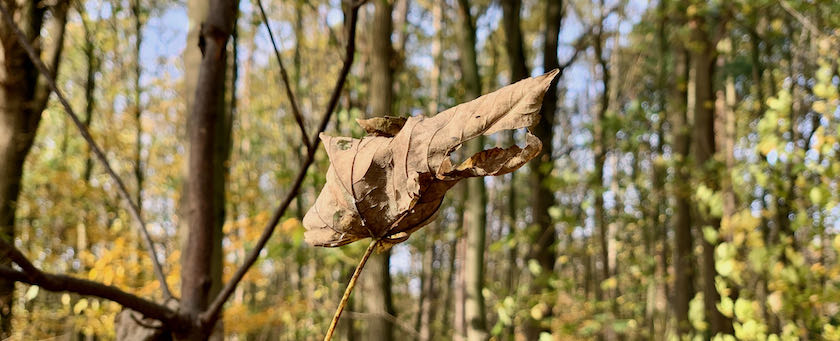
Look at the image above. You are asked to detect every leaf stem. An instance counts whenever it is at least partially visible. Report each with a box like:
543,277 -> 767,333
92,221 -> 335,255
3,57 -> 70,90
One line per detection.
324,238 -> 379,341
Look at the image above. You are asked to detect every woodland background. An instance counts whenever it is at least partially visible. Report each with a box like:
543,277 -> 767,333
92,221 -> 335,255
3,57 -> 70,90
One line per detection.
1,0 -> 840,340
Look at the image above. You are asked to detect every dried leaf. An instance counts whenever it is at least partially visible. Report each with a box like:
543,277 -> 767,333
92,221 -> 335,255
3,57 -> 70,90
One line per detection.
303,70 -> 559,248
356,116 -> 407,137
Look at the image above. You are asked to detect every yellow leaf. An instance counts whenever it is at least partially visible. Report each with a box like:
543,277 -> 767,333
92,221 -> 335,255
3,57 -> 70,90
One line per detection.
88,267 -> 99,281
767,291 -> 783,313
24,286 -> 39,301
74,298 -> 89,314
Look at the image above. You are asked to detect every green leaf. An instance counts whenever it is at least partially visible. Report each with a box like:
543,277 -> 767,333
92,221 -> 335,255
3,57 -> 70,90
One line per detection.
718,296 -> 734,318
538,332 -> 553,341
73,298 -> 89,315
689,293 -> 707,331
734,298 -> 755,322
703,226 -> 719,244
528,259 -> 542,276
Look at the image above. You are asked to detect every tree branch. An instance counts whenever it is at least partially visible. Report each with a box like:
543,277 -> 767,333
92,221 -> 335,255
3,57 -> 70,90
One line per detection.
778,0 -> 820,40
557,28 -> 592,75
0,1 -> 173,300
255,0 -> 311,151
199,0 -> 363,327
0,240 -> 180,326
32,0 -> 69,119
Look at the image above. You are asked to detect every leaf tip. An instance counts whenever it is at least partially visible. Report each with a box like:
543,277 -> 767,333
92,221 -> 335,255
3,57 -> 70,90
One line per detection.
538,68 -> 561,87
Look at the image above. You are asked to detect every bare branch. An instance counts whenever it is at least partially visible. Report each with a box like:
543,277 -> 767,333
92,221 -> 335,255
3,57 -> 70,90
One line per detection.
0,1 -> 173,300
255,0 -> 311,151
199,1 -> 364,326
778,0 -> 820,39
32,0 -> 69,117
0,240 -> 180,326
558,27 -> 593,74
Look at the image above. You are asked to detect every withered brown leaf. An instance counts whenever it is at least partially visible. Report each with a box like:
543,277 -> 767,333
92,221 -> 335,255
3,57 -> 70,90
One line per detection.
303,70 -> 559,248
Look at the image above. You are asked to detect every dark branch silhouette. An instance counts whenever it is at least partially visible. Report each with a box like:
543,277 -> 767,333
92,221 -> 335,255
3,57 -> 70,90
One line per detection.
0,239 -> 179,325
256,0 -> 311,151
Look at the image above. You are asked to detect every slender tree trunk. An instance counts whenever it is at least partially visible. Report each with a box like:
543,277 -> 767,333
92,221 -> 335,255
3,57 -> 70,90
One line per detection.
81,12 -> 97,182
689,11 -> 733,336
132,0 -> 145,213
671,46 -> 694,336
178,0 -> 238,339
418,4 -> 444,338
592,8 -> 610,320
129,0 -> 146,289
522,0 -> 562,338
0,1 -> 67,336
417,225 -> 437,341
650,0 -> 669,335
453,236 -> 467,341
501,0 -> 529,82
454,1 -> 488,339
361,1 -> 396,340
499,5 -> 528,337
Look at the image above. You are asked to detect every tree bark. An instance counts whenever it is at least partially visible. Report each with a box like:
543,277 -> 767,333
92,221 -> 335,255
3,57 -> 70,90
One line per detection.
361,1 -> 396,340
521,0 -> 563,338
689,10 -> 733,336
416,226 -> 436,341
178,0 -> 238,338
672,47 -> 696,337
454,0 -> 489,340
649,0 -> 669,336
500,2 -> 529,339
592,2 -> 610,311
500,0 -> 529,82
0,1 -> 67,337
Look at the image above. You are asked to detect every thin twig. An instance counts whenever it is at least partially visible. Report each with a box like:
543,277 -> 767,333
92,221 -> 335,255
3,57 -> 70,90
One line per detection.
199,1 -> 363,326
324,238 -> 378,341
778,0 -> 821,39
255,0 -> 311,151
558,26 -> 593,73
0,2 -> 173,300
0,240 -> 180,326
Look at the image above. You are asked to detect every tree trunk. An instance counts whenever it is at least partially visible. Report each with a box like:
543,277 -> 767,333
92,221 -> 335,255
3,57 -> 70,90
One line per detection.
416,225 -> 436,341
522,0 -> 562,338
80,10 -> 98,182
500,0 -> 528,82
592,8 -> 610,324
454,1 -> 488,340
499,4 -> 527,337
649,0 -> 669,335
178,0 -> 238,338
361,1 -> 396,340
417,4 -> 444,338
689,10 -> 733,336
671,46 -> 694,336
0,1 -> 67,337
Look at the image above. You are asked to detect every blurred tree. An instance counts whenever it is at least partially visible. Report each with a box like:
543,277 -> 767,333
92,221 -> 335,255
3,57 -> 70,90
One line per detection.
361,1 -> 396,340
0,0 -> 68,337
